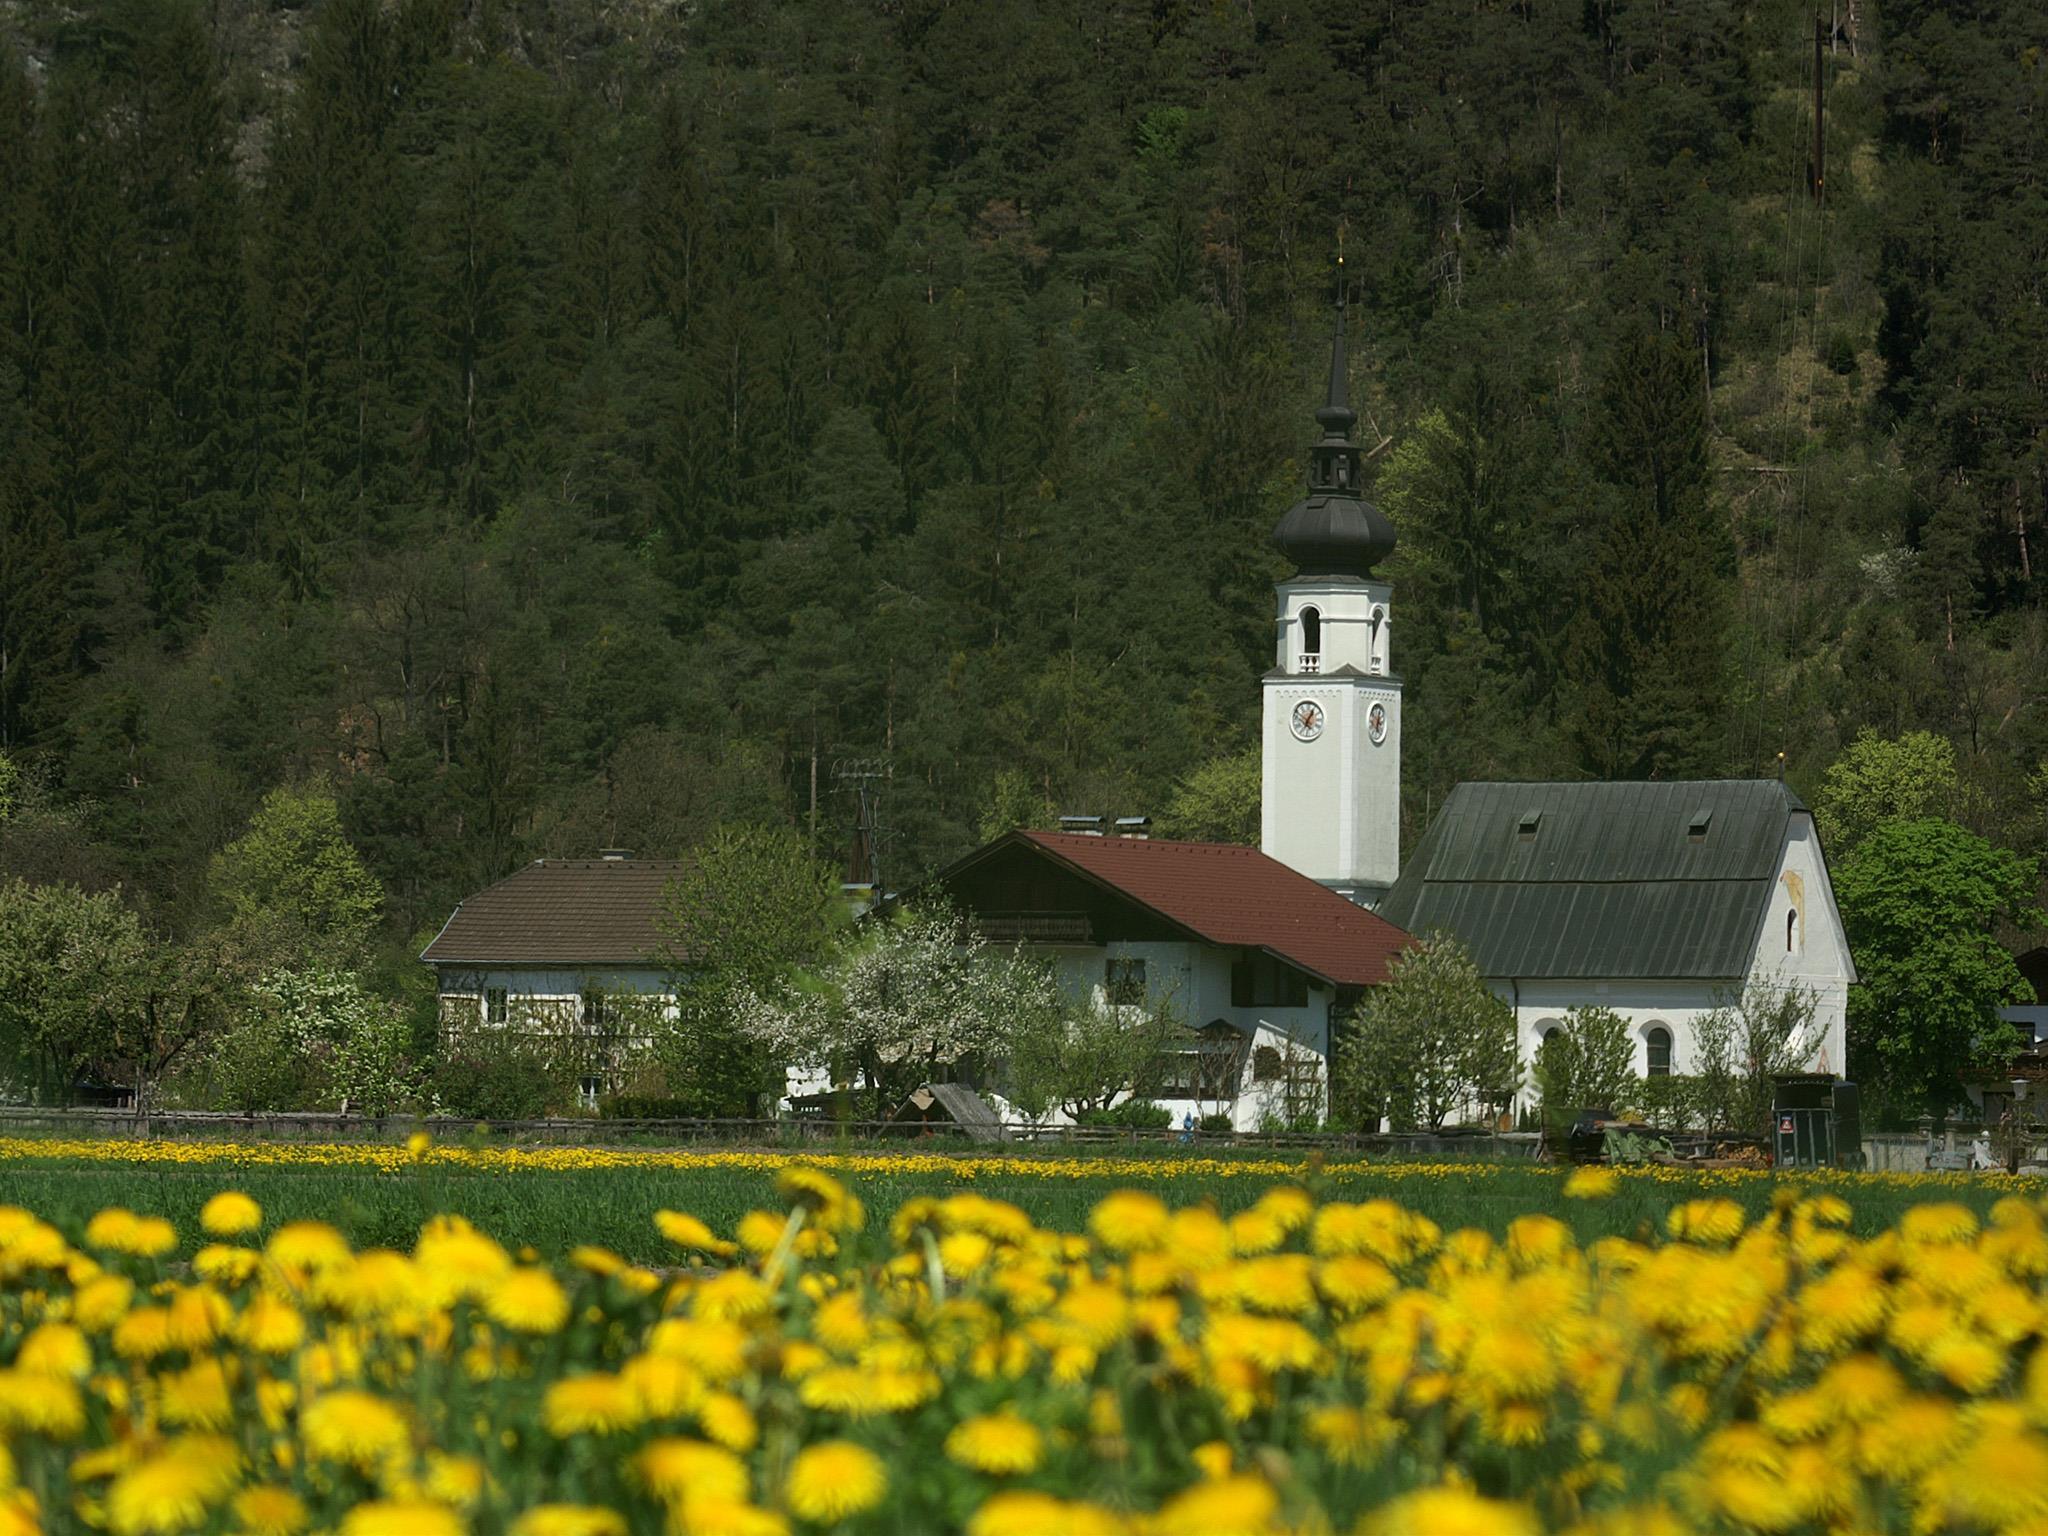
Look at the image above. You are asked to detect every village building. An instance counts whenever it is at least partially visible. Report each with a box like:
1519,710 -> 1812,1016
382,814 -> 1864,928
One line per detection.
1373,780 -> 1854,1089
929,828 -> 1410,1130
421,854 -> 680,1106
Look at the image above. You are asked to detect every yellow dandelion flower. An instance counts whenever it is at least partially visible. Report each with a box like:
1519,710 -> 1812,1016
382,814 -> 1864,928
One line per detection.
1927,1328 -> 2008,1394
656,1210 -> 739,1258
265,1221 -> 352,1275
945,1412 -> 1044,1476
1666,1200 -> 1744,1244
84,1208 -> 140,1252
774,1167 -> 865,1233
16,1322 -> 90,1380
200,1192 -> 262,1238
105,1436 -> 240,1536
785,1440 -> 886,1523
193,1244 -> 260,1286
300,1390 -> 410,1470
1191,1440 -> 1234,1480
735,1210 -> 787,1256
812,1292 -> 869,1353
1315,1255 -> 1398,1312
339,1501 -> 464,1536
1901,1202 -> 1979,1245
160,1358 -> 235,1431
486,1268 -> 570,1335
620,1350 -> 706,1418
0,1370 -> 85,1439
634,1438 -> 749,1505
229,1485 -> 308,1536
568,1245 -> 625,1277
73,1273 -> 135,1332
542,1373 -> 642,1437
1564,1167 -> 1621,1199
235,1294 -> 306,1356
967,1493 -> 1121,1536
413,1217 -> 511,1306
1151,1475 -> 1278,1536
1089,1191 -> 1172,1253
423,1452 -> 487,1509
509,1508 -> 626,1536
698,1393 -> 758,1453
1363,1485 -> 1540,1536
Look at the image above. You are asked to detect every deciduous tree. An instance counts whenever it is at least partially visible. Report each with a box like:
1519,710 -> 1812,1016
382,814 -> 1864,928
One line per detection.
1835,820 -> 2040,1118
1336,934 -> 1516,1132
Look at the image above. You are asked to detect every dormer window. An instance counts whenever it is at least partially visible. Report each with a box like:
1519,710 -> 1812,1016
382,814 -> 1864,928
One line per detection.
1517,810 -> 1542,840
1688,809 -> 1712,842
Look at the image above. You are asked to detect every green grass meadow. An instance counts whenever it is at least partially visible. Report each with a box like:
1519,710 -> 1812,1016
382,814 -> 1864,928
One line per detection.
0,1137 -> 2019,1265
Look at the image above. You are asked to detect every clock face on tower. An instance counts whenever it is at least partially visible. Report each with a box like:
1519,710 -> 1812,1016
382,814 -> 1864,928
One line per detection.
1290,699 -> 1325,742
1368,701 -> 1388,745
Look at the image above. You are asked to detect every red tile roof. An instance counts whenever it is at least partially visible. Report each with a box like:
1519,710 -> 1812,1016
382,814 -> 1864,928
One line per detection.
420,859 -> 686,968
1010,831 -> 1411,987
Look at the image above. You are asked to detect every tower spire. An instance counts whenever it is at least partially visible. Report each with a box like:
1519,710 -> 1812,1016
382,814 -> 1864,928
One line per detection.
1309,271 -> 1360,495
1268,251 -> 1396,579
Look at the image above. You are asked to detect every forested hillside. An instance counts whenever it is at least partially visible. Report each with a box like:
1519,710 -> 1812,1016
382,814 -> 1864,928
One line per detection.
1,0 -> 2043,962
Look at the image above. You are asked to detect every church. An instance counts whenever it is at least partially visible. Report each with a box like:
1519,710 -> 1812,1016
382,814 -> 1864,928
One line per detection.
941,301 -> 1854,1119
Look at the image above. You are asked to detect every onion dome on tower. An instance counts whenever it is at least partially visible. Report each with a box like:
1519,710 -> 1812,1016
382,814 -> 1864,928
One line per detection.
1270,298 -> 1397,580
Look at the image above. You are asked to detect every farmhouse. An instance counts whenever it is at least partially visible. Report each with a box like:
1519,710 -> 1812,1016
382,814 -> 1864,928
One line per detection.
930,828 -> 1410,1130
420,854 -> 680,1105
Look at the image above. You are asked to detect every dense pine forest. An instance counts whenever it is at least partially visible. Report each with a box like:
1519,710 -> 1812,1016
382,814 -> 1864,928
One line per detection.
1,0 -> 2044,989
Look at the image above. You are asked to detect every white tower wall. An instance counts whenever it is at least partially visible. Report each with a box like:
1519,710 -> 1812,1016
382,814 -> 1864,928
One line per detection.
1261,577 -> 1401,905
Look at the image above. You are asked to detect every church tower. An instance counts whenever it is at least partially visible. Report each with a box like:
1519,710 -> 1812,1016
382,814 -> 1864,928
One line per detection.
1261,298 -> 1401,906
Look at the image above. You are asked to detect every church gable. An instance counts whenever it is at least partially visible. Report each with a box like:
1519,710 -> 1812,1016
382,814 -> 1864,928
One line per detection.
1377,780 -> 1808,981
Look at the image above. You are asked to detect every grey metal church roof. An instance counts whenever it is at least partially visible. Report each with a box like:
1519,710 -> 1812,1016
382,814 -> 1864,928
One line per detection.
1375,780 -> 1808,980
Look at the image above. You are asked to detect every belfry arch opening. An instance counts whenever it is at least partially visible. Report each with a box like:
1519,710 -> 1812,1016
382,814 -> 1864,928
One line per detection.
1298,606 -> 1322,673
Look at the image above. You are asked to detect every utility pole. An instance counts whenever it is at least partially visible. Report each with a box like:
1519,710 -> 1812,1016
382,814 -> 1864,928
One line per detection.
1809,14 -> 1825,204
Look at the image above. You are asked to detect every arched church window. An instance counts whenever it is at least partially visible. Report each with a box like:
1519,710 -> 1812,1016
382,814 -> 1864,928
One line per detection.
1786,909 -> 1799,953
1645,1026 -> 1672,1078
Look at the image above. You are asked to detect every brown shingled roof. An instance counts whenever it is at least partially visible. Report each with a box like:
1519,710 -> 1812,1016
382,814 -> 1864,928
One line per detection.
960,831 -> 1411,987
420,859 -> 686,968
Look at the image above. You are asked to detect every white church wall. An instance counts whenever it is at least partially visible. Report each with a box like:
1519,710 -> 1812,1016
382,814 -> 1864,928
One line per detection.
1742,812 -> 1854,1077
1508,978 -> 1725,1105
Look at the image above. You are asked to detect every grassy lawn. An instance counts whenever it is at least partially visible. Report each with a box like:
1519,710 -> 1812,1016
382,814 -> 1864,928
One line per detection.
0,1132 -> 2015,1263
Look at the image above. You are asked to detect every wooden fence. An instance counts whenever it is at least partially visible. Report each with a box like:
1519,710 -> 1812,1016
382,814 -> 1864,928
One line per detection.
0,1105 -> 1558,1157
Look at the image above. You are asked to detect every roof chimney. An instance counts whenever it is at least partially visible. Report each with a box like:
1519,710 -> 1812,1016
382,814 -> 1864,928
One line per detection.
1114,816 -> 1151,840
1058,815 -> 1105,837
599,849 -> 632,861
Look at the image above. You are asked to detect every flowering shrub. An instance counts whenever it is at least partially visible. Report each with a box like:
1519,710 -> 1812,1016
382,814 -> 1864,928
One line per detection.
5,1165 -> 2048,1532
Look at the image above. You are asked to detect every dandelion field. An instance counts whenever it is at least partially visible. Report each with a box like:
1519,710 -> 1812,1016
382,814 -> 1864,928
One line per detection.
7,1147 -> 2048,1534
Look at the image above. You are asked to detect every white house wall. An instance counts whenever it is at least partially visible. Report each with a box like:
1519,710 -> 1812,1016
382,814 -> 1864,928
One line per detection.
435,967 -> 678,1029
964,939 -> 1337,1132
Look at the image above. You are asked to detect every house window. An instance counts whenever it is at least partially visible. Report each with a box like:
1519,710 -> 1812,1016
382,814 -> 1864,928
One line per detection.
581,990 -> 607,1030
578,1075 -> 603,1111
485,987 -> 508,1026
1231,953 -> 1309,1009
1253,1045 -> 1283,1084
1146,1023 -> 1249,1100
1646,1026 -> 1672,1078
1104,957 -> 1147,1006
